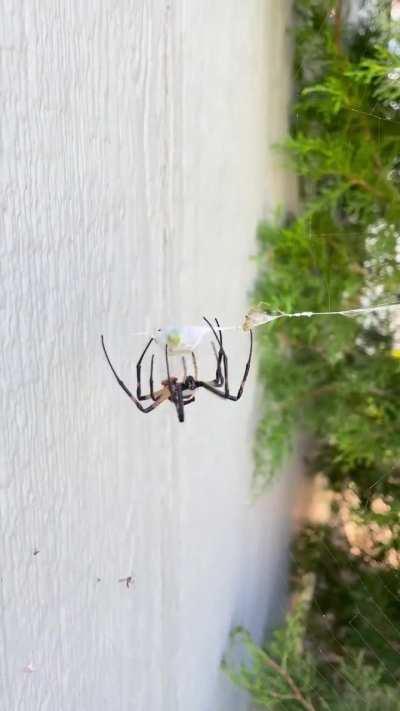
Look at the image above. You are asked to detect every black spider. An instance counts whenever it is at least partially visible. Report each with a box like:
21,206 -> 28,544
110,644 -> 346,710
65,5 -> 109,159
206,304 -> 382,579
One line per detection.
100,317 -> 253,423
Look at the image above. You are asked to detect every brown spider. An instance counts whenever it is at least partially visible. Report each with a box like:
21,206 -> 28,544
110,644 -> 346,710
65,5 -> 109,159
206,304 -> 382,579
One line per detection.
101,317 -> 253,423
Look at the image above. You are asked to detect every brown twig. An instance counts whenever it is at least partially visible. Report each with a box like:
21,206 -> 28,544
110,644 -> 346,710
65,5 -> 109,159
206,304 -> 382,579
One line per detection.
349,177 -> 385,199
263,654 -> 317,711
334,0 -> 343,52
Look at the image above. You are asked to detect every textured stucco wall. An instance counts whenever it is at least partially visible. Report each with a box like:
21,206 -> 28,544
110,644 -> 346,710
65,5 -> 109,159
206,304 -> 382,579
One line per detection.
1,2 -> 295,710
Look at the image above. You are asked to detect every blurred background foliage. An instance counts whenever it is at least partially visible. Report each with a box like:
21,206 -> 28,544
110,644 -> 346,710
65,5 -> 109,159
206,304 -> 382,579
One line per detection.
255,0 -> 400,482
225,0 -> 400,707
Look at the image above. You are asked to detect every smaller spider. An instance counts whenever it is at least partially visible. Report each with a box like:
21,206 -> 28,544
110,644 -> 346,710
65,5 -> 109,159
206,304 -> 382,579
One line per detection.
101,317 -> 253,423
118,576 -> 134,589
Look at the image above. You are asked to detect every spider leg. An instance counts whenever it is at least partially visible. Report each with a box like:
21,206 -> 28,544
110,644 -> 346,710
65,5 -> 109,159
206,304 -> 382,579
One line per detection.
203,316 -> 224,386
210,342 -> 224,386
212,317 -> 224,386
222,330 -> 253,401
182,356 -> 188,379
195,380 -> 228,399
165,344 -> 172,387
183,395 -> 195,406
203,316 -> 221,345
196,329 -> 253,401
165,346 -> 185,422
101,336 -> 165,414
176,387 -> 185,422
136,337 -> 154,400
149,354 -> 164,401
191,351 -> 198,380
150,354 -> 155,398
214,317 -> 223,347
138,350 -> 163,402
165,345 -> 177,403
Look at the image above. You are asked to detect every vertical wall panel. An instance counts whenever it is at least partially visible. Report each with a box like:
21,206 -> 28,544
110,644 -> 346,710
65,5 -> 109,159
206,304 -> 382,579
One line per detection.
0,2 -> 295,709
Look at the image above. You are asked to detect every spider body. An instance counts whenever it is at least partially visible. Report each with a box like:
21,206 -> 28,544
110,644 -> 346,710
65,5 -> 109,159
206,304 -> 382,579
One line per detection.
101,317 -> 253,423
159,376 -> 197,422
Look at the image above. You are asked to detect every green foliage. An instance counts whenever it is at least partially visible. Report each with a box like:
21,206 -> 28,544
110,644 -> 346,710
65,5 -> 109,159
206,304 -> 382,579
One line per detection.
254,0 -> 400,481
223,593 -> 400,710
224,2 -> 400,708
294,524 -> 400,686
222,593 -> 317,710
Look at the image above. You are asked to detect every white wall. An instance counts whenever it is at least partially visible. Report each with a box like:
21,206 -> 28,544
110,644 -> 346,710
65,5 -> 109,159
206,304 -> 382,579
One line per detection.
1,2 -> 295,710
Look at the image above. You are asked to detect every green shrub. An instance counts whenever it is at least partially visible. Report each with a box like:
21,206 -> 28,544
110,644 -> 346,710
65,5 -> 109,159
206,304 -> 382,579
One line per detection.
224,1 -> 400,707
223,593 -> 400,710
254,0 -> 400,480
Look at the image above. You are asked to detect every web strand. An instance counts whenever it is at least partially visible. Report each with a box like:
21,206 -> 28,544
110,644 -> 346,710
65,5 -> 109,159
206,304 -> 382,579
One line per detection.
128,301 -> 400,339
241,302 -> 400,331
